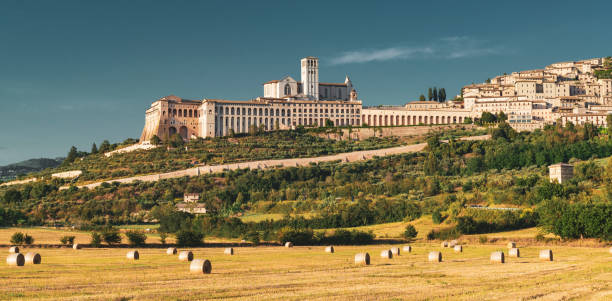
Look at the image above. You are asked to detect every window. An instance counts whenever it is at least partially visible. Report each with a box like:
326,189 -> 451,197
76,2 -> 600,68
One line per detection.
284,84 -> 292,95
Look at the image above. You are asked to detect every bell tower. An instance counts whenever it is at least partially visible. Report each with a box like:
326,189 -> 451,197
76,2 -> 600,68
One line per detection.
301,57 -> 319,100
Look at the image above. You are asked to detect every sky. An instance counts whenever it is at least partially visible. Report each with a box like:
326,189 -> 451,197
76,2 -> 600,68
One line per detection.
1,0 -> 611,165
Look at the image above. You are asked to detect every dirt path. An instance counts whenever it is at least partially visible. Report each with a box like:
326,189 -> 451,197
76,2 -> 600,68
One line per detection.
61,134 -> 489,190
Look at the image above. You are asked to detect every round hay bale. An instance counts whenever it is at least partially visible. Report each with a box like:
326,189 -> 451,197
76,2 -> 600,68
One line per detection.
507,242 -> 516,249
609,247 -> 612,254
285,242 -> 293,248
490,251 -> 505,263
178,251 -> 193,261
24,252 -> 41,264
454,245 -> 463,253
402,245 -> 412,252
72,244 -> 81,250
509,248 -> 520,258
126,250 -> 139,260
441,241 -> 449,248
166,247 -> 177,255
428,251 -> 442,262
325,246 -> 334,253
390,247 -> 400,256
9,246 -> 19,254
6,253 -> 24,266
354,253 -> 370,265
224,248 -> 234,255
449,240 -> 457,248
539,249 -> 553,261
190,259 -> 212,274
380,250 -> 393,259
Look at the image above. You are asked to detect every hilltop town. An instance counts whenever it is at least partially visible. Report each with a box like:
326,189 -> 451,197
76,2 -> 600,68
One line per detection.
140,56 -> 612,142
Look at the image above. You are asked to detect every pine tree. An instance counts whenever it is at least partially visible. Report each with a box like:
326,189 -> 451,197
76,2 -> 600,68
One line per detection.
439,88 -> 446,102
433,87 -> 438,102
64,146 -> 78,164
427,88 -> 433,101
423,152 -> 439,176
419,94 -> 426,101
91,143 -> 98,154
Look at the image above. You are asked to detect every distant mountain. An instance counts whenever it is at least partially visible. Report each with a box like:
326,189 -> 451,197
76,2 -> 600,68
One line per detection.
0,158 -> 64,181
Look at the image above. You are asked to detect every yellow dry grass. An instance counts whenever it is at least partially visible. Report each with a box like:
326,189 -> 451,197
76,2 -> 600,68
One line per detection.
0,243 -> 610,300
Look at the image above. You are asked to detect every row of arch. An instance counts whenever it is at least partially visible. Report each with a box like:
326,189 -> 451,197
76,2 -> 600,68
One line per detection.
362,114 -> 468,126
164,108 -> 199,118
219,107 -> 293,117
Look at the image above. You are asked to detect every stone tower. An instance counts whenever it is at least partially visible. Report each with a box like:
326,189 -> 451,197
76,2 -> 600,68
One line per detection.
301,57 -> 319,100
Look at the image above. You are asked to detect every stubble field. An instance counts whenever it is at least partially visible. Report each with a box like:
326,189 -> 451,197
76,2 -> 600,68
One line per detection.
1,243 -> 611,300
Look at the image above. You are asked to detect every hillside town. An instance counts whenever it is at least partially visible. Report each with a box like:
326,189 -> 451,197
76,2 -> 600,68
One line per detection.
140,57 -> 612,141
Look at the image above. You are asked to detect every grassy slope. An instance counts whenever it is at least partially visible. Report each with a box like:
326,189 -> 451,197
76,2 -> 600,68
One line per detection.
0,244 -> 610,300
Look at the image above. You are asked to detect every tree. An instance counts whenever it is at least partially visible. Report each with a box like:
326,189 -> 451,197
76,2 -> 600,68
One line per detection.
607,114 -> 612,136
176,229 -> 204,246
433,87 -> 438,102
125,230 -> 147,246
428,88 -> 433,101
64,146 -> 78,164
235,192 -> 245,206
150,135 -> 161,145
10,232 -> 24,244
90,232 -> 102,247
91,143 -> 98,154
169,133 -> 185,148
99,140 -> 111,153
403,224 -> 418,240
439,88 -> 446,102
464,117 -> 473,124
325,119 -> 334,127
423,152 -> 439,176
497,111 -> 507,122
419,94 -> 426,101
3,189 -> 21,203
101,228 -> 122,245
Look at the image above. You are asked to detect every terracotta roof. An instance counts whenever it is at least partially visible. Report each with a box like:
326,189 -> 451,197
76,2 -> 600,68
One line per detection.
319,82 -> 347,86
263,80 -> 279,85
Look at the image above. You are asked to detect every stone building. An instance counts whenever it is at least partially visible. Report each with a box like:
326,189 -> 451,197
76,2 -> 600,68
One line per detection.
548,163 -> 574,184
141,57 -> 362,141
140,57 -> 612,142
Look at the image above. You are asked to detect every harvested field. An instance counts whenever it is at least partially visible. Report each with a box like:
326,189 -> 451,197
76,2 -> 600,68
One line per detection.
0,243 -> 610,300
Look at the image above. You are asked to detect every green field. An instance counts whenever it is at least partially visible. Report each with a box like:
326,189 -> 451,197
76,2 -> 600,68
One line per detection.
1,243 -> 610,300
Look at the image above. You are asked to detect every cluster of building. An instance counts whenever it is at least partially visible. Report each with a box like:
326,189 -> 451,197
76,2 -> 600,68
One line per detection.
140,56 -> 612,141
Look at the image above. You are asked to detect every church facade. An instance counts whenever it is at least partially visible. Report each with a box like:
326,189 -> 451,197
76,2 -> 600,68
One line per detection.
140,57 -> 362,141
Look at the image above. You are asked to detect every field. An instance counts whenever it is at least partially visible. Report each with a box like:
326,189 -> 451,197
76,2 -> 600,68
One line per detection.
1,243 -> 611,300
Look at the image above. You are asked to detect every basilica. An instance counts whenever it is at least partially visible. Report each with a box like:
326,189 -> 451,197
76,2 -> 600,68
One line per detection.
140,57 -> 362,141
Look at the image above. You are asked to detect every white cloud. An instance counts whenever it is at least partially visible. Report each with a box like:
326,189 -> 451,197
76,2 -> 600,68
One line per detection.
330,37 -> 505,65
330,47 -> 434,65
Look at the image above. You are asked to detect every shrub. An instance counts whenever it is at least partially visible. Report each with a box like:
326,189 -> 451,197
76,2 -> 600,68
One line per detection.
403,224 -> 418,240
278,228 -> 315,245
321,229 -> 375,245
176,229 -> 204,247
23,234 -> 34,245
125,230 -> 147,246
101,228 -> 122,245
432,210 -> 444,224
90,232 -> 102,247
60,235 -> 76,245
479,235 -> 488,244
426,228 -> 461,240
10,232 -> 25,244
159,232 -> 167,245
243,230 -> 260,246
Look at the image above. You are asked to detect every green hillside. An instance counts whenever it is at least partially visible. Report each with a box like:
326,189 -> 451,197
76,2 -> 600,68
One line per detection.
0,158 -> 63,181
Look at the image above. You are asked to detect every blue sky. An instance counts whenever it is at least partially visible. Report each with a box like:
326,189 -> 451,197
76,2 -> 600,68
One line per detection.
1,0 -> 611,165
